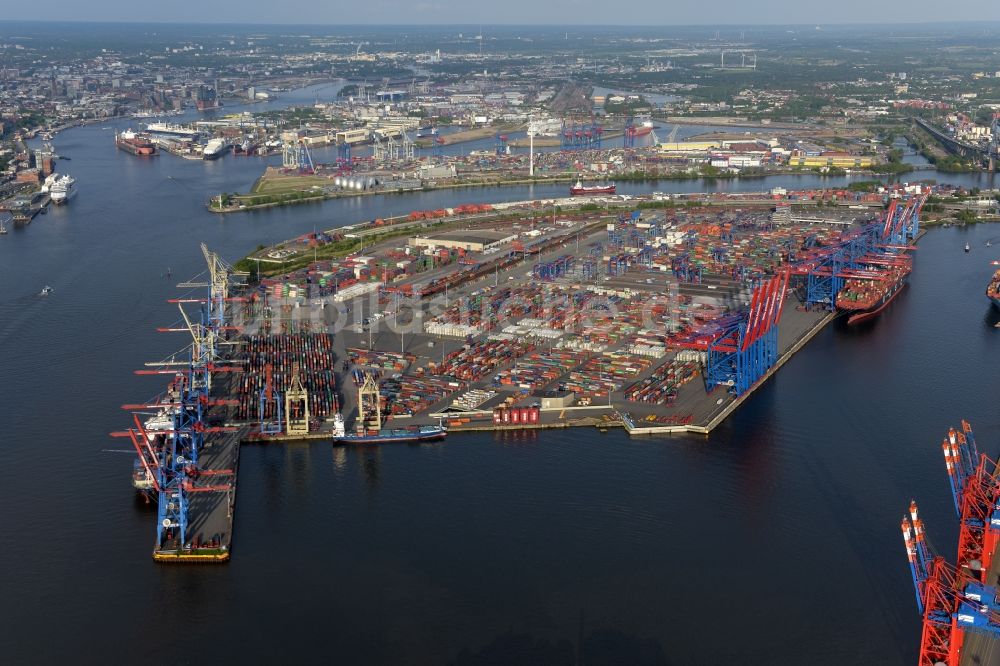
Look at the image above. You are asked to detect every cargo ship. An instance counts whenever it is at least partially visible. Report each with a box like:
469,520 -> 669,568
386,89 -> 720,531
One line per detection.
330,413 -> 447,444
570,181 -> 616,196
131,408 -> 175,494
986,268 -> 1000,306
233,139 -> 260,156
835,264 -> 910,325
115,129 -> 157,156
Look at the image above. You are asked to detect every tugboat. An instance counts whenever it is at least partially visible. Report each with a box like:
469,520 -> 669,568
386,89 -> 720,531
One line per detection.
40,285 -> 53,296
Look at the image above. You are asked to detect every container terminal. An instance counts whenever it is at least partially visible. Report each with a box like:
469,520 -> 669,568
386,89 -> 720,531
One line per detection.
115,189 -> 927,562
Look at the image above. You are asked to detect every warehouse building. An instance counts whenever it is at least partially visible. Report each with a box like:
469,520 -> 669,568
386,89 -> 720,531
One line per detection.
408,229 -> 517,253
788,151 -> 874,168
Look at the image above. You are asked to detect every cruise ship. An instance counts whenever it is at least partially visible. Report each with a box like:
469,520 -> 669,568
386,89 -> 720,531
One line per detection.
145,122 -> 201,139
49,174 -> 77,205
530,118 -> 564,137
202,138 -> 230,160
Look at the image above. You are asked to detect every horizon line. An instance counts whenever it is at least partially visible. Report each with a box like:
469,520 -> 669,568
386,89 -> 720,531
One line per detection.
1,18 -> 999,28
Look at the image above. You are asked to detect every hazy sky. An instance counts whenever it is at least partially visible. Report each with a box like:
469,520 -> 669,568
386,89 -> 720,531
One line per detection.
6,1 -> 1000,25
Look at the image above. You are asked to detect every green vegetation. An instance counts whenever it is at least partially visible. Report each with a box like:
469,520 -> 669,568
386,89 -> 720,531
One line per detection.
253,106 -> 327,123
955,209 -> 979,224
603,95 -> 652,115
13,110 -> 47,131
932,155 -> 978,173
847,181 -> 882,192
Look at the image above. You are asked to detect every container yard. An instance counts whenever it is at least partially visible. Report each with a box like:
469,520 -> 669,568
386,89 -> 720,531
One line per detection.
117,189 -> 928,563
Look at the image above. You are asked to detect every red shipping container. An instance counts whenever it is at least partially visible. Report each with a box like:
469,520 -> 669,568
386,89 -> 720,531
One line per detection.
511,409 -> 520,424
493,408 -> 503,424
529,407 -> 539,424
502,410 -> 511,424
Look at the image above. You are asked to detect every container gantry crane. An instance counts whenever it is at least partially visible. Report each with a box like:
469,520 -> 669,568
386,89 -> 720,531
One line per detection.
902,501 -> 1000,666
941,421 -> 1000,582
115,245 -> 243,550
676,269 -> 789,395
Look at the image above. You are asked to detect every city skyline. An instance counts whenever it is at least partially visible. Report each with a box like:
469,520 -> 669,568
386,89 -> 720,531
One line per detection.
3,1 -> 1000,26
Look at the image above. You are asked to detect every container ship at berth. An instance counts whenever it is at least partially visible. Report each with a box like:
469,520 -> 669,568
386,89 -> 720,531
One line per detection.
570,181 -> 616,196
836,262 -> 911,325
987,268 -> 1000,306
115,129 -> 157,156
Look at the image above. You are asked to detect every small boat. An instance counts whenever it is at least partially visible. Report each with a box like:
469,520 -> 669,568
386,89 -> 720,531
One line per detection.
987,240 -> 992,247
965,243 -> 971,253
40,286 -> 53,296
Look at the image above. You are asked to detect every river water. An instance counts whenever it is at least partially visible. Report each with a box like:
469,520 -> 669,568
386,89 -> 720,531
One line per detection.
3,84 -> 1000,665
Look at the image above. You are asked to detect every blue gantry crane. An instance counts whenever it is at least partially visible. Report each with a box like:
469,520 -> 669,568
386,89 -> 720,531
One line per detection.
677,270 -> 789,395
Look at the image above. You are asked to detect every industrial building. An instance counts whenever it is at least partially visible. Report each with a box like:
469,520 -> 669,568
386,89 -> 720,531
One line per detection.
408,229 -> 517,252
335,128 -> 370,145
789,152 -> 874,169
536,390 -> 576,409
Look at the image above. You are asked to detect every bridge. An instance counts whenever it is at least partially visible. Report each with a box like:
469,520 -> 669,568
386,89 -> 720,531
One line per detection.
915,118 -> 998,170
